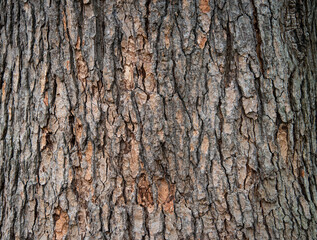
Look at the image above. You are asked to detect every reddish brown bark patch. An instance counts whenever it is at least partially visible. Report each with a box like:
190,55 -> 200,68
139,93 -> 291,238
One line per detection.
74,37 -> 88,83
74,142 -> 94,201
137,174 -> 154,209
158,179 -> 176,214
75,118 -> 83,144
199,0 -> 211,13
76,54 -> 88,82
277,124 -> 288,164
62,11 -> 69,41
54,207 -> 69,240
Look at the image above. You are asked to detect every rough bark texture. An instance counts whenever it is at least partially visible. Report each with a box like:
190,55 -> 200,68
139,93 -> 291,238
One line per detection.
0,0 -> 316,239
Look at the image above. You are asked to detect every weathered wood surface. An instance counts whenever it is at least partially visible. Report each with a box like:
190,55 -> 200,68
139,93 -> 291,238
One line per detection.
0,0 -> 316,239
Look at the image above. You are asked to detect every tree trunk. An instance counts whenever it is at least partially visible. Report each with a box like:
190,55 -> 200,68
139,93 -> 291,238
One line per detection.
0,0 -> 316,239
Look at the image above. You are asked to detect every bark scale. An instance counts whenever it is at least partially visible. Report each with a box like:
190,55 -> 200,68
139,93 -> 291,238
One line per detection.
0,0 -> 316,239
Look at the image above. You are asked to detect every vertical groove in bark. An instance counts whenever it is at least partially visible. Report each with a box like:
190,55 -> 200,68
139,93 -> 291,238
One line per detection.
250,0 -> 264,75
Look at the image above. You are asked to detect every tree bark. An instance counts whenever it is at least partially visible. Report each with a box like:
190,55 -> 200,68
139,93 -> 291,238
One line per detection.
0,0 -> 316,239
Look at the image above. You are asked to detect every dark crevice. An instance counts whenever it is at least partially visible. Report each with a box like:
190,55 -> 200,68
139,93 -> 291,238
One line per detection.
251,0 -> 265,75
145,0 -> 151,38
224,21 -> 233,88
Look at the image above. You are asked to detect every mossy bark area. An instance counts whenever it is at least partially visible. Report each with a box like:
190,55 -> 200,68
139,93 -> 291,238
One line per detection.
0,0 -> 316,239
